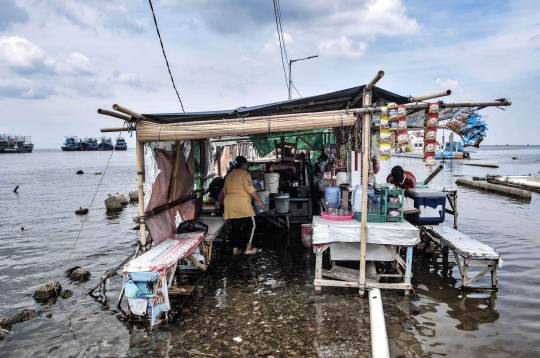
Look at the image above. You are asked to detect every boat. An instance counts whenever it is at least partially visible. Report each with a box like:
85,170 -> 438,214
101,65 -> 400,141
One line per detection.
97,136 -> 114,151
0,134 -> 34,153
115,136 -> 127,151
80,137 -> 99,151
61,136 -> 81,151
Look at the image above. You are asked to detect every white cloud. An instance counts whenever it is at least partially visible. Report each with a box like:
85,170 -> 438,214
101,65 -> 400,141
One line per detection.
57,52 -> 97,76
318,36 -> 367,58
436,78 -> 459,90
0,36 -> 55,74
0,78 -> 57,99
109,70 -> 140,86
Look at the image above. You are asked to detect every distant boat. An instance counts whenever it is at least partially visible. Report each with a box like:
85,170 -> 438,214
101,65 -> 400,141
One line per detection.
80,137 -> 99,151
98,136 -> 114,151
0,134 -> 34,153
115,136 -> 127,151
61,136 -> 81,151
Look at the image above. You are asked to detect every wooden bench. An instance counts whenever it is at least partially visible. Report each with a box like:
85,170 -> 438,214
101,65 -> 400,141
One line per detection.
424,226 -> 501,291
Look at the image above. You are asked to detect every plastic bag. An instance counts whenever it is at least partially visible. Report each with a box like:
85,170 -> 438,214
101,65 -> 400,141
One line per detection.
177,220 -> 209,235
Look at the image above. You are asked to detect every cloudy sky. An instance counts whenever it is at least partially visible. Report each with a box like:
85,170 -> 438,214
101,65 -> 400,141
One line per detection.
1,0 -> 538,148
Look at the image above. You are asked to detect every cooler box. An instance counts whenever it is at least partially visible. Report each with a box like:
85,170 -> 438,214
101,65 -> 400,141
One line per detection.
406,189 -> 446,225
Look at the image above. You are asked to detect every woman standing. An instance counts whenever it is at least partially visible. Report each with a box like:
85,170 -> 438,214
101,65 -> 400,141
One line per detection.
224,156 -> 266,255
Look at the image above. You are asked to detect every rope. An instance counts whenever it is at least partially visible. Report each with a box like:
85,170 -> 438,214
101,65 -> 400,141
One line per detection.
272,0 -> 289,94
148,0 -> 185,112
60,127 -> 126,276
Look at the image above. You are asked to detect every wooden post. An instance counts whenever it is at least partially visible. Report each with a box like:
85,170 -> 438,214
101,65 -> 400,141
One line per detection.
168,141 -> 181,202
136,137 -> 147,252
359,70 -> 384,297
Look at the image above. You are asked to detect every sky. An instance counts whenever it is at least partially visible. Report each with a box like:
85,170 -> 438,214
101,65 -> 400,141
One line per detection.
0,0 -> 539,149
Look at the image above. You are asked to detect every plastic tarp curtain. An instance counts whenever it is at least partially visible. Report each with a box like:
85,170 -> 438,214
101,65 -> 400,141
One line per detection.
249,129 -> 331,158
145,145 -> 196,246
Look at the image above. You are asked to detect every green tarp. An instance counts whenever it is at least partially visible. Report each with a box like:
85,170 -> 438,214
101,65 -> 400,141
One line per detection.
249,129 -> 335,158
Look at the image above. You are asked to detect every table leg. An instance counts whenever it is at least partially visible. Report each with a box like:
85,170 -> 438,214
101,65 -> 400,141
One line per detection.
315,246 -> 323,294
404,246 -> 413,296
286,215 -> 290,232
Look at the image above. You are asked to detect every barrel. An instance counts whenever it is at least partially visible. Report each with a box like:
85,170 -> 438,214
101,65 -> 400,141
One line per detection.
253,190 -> 270,214
274,193 -> 290,214
264,172 -> 280,193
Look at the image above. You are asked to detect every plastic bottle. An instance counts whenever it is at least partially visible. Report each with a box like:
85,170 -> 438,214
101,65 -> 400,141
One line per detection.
367,185 -> 375,213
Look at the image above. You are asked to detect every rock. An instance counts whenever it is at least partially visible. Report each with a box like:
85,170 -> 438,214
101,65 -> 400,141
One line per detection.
69,268 -> 91,281
0,317 -> 11,331
33,281 -> 62,302
105,195 -> 123,211
129,191 -> 139,201
45,313 -> 53,318
75,207 -> 89,215
60,290 -> 74,299
115,193 -> 129,205
93,172 -> 102,175
76,170 -> 84,174
10,309 -> 39,324
512,157 -> 517,160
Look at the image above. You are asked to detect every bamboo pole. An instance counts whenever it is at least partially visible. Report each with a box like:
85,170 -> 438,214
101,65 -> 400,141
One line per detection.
112,104 -> 144,120
409,90 -> 451,102
168,141 -> 181,203
135,138 -> 147,252
97,109 -> 132,121
423,164 -> 444,185
359,71 -> 384,298
144,194 -> 197,220
101,127 -> 131,133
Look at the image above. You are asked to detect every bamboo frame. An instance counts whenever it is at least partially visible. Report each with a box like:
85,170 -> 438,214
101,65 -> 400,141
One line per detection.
136,138 -> 147,252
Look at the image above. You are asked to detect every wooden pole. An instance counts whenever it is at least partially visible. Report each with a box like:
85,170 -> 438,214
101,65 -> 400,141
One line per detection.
168,141 -> 181,203
359,71 -> 384,298
135,137 -> 147,252
112,104 -> 144,120
409,90 -> 451,102
97,109 -> 132,122
101,127 -> 132,133
423,164 -> 444,185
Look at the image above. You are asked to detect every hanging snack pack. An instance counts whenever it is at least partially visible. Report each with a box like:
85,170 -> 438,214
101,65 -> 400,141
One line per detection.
445,110 -> 488,148
378,106 -> 391,160
397,104 -> 408,145
387,102 -> 399,121
424,102 -> 439,166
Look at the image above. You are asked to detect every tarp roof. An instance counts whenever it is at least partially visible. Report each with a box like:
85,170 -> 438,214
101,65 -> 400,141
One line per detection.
142,85 -> 409,124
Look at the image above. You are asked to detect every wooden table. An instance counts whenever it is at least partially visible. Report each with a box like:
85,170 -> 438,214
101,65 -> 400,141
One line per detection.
256,211 -> 290,231
311,216 -> 419,295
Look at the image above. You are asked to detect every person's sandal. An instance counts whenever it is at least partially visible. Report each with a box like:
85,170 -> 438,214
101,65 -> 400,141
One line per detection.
245,248 -> 262,255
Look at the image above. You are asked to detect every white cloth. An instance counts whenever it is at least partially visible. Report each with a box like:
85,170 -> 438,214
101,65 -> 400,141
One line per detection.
311,215 -> 419,246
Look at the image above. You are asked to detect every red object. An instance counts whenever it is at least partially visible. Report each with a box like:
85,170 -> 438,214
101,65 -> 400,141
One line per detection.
321,212 -> 354,221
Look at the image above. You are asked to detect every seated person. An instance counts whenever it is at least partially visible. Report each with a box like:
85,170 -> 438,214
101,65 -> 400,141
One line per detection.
386,165 -> 416,189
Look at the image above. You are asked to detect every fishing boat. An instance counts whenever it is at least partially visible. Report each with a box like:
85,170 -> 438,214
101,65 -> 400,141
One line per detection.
0,134 -> 34,153
97,136 -> 114,151
115,136 -> 127,150
61,136 -> 81,151
80,137 -> 99,151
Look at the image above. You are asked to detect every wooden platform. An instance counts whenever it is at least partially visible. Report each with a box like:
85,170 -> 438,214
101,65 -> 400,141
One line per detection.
424,226 -> 501,291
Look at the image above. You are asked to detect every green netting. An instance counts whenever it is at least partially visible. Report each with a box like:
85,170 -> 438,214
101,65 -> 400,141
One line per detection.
249,129 -> 335,158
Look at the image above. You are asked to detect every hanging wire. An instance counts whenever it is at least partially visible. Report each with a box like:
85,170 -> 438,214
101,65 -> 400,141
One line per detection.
148,0 -> 186,112
272,0 -> 289,94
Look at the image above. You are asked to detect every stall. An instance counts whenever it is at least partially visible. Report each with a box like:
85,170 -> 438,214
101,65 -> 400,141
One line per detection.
98,70 -> 511,319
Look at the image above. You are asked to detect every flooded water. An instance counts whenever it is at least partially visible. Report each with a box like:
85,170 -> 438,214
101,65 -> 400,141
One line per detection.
0,146 -> 539,357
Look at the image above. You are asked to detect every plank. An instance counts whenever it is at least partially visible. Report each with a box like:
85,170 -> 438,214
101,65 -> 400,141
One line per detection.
428,226 -> 499,260
169,285 -> 195,296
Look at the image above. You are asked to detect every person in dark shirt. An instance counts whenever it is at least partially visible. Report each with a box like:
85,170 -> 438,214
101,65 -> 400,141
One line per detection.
386,165 -> 416,189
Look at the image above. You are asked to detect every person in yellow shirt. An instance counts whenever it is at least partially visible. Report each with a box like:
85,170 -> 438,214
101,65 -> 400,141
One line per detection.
224,156 -> 266,255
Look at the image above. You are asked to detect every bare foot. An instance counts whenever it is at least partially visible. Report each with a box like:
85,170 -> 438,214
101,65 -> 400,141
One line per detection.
245,248 -> 262,255
232,248 -> 242,255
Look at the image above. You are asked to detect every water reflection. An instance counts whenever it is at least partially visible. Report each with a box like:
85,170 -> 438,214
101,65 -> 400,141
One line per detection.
413,259 -> 500,331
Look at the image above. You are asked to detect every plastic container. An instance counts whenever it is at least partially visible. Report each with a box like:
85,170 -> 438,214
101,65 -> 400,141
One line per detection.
354,211 -> 386,223
253,190 -> 270,214
351,185 -> 363,212
325,187 -> 341,208
264,172 -> 280,193
301,224 -> 312,248
384,188 -> 404,223
274,193 -> 290,214
335,172 -> 349,187
406,188 -> 446,224
321,212 -> 354,221
252,179 -> 264,190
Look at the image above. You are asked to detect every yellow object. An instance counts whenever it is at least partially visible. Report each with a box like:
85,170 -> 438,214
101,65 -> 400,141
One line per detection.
224,169 -> 256,219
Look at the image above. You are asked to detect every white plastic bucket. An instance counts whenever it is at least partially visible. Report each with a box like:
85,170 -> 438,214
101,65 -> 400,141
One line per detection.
274,193 -> 290,214
264,172 -> 280,193
335,172 -> 349,187
253,190 -> 270,214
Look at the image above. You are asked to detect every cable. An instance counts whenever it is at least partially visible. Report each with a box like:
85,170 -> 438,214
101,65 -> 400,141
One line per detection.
291,82 -> 302,98
148,0 -> 185,112
272,0 -> 289,94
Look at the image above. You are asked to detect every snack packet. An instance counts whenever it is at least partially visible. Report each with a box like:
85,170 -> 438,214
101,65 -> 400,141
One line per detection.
426,113 -> 439,127
380,142 -> 391,160
424,152 -> 436,166
424,140 -> 437,153
425,127 -> 437,140
380,129 -> 391,142
428,102 -> 439,114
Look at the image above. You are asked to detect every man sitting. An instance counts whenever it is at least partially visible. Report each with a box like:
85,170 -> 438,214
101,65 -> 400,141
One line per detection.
386,165 -> 416,189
